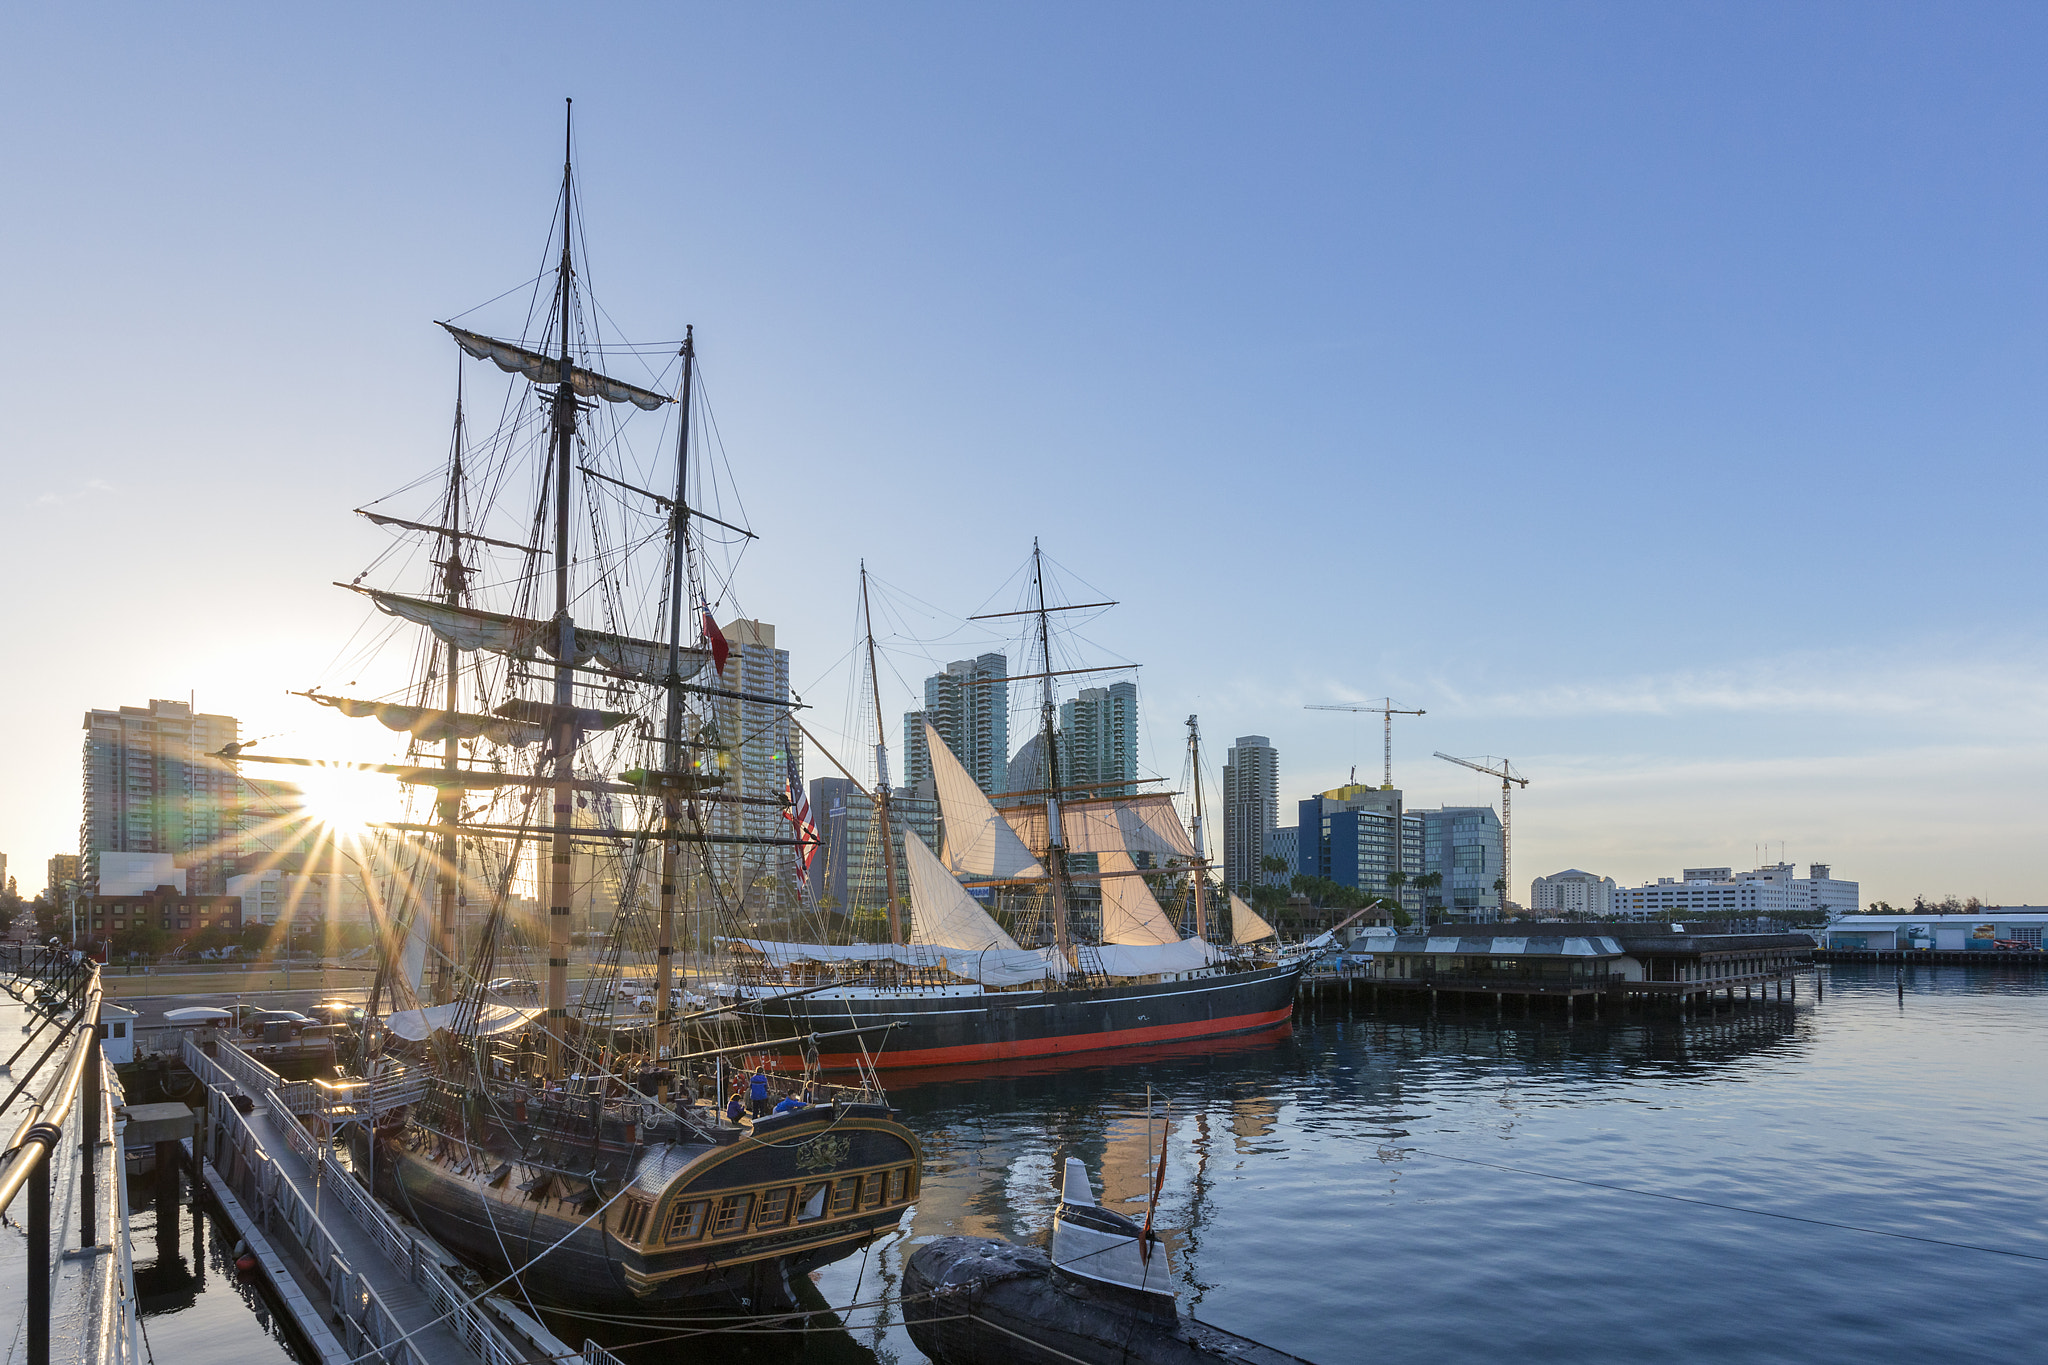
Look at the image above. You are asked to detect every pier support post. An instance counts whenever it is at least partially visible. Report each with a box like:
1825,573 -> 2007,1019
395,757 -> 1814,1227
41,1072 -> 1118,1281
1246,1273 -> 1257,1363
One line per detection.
81,1014 -> 101,1246
28,1151 -> 50,1365
1429,988 -> 1437,1017
1567,996 -> 1575,1023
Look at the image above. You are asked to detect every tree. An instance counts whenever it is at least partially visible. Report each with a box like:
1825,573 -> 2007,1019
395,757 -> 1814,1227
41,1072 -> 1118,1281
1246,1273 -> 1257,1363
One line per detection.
112,921 -> 168,960
1259,855 -> 1289,881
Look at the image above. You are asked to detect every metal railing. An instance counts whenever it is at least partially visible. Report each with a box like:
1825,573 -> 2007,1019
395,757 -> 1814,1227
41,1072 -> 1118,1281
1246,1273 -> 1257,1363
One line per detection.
188,1039 -> 533,1365
0,961 -> 128,1365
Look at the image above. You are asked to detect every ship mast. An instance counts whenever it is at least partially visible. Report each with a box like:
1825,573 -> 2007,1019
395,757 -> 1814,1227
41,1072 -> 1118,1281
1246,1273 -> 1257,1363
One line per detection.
1033,541 -> 1072,963
1186,714 -> 1209,941
430,383 -> 467,1005
544,99 -> 579,1077
653,326 -> 696,1103
861,564 -> 903,944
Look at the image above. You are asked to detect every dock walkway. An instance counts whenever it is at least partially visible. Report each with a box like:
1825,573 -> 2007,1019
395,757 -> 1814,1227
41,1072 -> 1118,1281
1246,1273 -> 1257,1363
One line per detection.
187,1039 -> 581,1365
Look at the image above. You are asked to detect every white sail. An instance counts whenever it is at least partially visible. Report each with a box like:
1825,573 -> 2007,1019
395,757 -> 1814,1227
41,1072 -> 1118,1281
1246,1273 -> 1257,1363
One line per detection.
304,694 -> 547,747
398,901 -> 430,999
357,588 -> 709,682
1096,849 -> 1181,946
1229,892 -> 1278,944
1000,793 -> 1200,862
925,720 -> 1045,880
905,831 -> 1021,952
441,323 -> 672,411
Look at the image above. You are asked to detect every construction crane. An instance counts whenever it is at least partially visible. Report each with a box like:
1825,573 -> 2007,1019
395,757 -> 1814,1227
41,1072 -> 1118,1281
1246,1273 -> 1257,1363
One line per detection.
1304,699 -> 1425,789
1433,753 -> 1529,914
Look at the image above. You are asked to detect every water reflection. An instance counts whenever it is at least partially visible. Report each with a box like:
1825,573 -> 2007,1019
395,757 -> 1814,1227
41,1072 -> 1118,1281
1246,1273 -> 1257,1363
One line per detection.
570,971 -> 2048,1363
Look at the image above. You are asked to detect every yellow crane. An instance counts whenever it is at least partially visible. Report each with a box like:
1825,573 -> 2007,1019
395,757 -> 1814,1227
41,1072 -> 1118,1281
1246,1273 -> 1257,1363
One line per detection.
1304,699 -> 1425,789
1433,752 -> 1529,915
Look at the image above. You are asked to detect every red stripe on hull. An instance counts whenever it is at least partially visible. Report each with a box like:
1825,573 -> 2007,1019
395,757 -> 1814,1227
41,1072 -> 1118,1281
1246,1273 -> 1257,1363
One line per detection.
777,1003 -> 1296,1071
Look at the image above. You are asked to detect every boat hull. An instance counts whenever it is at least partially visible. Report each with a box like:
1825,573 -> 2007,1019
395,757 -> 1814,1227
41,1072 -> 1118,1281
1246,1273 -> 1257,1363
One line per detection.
744,962 -> 1304,1069
372,1105 -> 919,1311
905,1235 -> 1315,1365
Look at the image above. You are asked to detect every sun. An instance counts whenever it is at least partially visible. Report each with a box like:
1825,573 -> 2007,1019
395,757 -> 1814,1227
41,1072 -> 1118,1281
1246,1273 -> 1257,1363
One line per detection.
294,764 -> 396,837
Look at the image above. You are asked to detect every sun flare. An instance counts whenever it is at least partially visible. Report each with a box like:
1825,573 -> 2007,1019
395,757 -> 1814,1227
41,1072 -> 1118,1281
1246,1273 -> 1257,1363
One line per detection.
294,765 -> 395,837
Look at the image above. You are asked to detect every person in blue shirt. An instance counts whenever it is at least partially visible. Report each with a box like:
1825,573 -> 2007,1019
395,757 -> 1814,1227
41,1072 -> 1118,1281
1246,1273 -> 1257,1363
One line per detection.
772,1092 -> 805,1115
748,1067 -> 771,1118
726,1087 -> 745,1125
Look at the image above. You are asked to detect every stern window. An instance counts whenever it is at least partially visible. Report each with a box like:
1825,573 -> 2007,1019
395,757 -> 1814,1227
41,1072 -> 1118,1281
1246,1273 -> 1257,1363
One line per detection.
664,1200 -> 708,1243
887,1167 -> 910,1203
796,1182 -> 830,1223
756,1187 -> 793,1228
831,1178 -> 860,1218
860,1172 -> 884,1210
713,1193 -> 754,1235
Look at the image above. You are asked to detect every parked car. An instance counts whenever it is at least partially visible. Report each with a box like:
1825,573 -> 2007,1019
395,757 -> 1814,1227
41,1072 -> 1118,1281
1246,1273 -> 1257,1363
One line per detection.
485,978 -> 541,1002
241,1009 -> 316,1037
306,1001 -> 365,1027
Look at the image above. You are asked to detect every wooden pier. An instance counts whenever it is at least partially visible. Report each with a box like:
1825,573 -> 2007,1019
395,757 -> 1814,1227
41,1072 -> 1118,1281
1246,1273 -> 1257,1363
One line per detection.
1296,966 -> 1807,1021
1813,948 -> 2047,967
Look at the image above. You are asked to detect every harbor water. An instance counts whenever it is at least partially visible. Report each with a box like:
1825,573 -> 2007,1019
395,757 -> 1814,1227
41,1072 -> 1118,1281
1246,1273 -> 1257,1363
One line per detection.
717,962 -> 2048,1364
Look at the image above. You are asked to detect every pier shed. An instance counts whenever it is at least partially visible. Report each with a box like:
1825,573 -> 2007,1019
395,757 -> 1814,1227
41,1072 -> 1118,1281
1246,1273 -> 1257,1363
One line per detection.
1342,923 -> 1812,1015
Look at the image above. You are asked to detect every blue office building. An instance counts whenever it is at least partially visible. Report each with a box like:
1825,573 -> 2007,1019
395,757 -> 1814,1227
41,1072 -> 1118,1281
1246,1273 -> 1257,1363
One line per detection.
1296,785 -> 1424,917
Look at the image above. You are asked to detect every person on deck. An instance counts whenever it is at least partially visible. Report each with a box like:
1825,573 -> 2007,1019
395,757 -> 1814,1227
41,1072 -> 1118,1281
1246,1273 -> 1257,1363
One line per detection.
726,1088 -> 745,1124
772,1092 -> 805,1115
749,1067 -> 771,1118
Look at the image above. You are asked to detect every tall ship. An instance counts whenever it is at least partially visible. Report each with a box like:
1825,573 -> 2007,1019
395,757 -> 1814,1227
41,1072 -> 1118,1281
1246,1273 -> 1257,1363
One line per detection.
229,106 -> 921,1311
723,551 -> 1350,1070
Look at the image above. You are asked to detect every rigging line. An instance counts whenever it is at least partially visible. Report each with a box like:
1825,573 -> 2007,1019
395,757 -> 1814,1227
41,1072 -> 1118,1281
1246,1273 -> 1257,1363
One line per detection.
1405,1148 -> 2048,1264
442,270 -> 551,325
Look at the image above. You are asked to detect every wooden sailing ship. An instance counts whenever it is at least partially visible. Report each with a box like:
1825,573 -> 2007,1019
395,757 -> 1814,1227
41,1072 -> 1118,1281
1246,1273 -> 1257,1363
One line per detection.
230,104 -> 921,1310
724,549 -> 1351,1070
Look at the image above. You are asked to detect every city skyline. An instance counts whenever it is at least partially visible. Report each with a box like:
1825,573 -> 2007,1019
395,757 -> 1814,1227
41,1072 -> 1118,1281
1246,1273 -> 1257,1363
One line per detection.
5,6 -> 2047,906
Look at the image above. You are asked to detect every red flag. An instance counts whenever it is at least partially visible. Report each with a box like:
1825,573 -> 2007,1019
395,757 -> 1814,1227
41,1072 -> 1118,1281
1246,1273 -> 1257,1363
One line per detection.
701,606 -> 730,674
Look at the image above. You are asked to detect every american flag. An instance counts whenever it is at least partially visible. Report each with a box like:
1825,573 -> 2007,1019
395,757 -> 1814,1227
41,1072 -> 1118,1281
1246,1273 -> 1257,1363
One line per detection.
782,752 -> 819,889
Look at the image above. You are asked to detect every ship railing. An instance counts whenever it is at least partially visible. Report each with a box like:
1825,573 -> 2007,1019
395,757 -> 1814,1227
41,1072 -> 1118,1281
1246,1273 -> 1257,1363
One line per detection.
185,1038 -> 539,1365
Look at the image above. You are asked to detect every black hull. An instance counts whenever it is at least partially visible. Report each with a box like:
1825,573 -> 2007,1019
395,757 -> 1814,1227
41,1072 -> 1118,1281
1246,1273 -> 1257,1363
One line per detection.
745,962 -> 1305,1070
371,1103 -> 918,1311
905,1236 -> 1315,1365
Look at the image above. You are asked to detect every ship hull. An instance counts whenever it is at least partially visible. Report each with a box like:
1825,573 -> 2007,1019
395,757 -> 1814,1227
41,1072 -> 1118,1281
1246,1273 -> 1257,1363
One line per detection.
370,1103 -> 919,1311
742,962 -> 1304,1070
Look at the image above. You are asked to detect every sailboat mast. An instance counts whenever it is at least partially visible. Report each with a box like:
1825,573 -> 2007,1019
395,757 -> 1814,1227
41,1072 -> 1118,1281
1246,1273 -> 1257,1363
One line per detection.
861,565 -> 903,945
544,99 -> 578,1078
1033,541 -> 1072,962
431,387 -> 467,1006
1186,714 -> 1209,941
654,326 -> 695,1098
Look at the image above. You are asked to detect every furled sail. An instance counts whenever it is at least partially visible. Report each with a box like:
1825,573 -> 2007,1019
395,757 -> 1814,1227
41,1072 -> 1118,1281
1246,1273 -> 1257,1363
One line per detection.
1096,849 -> 1182,946
441,323 -> 672,411
356,588 -> 709,682
302,694 -> 548,747
999,793 -> 1200,863
905,831 -> 1021,952
1228,892 -> 1277,944
727,938 -> 1057,987
355,510 -> 536,554
925,720 -> 1045,880
1089,939 -> 1222,977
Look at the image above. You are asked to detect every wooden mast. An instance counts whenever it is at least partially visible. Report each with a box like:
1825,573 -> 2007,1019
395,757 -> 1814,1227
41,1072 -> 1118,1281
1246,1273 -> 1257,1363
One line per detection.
654,326 -> 696,1102
1033,541 -> 1072,964
430,382 -> 467,1005
861,564 -> 903,945
544,98 -> 578,1078
1186,714 -> 1210,941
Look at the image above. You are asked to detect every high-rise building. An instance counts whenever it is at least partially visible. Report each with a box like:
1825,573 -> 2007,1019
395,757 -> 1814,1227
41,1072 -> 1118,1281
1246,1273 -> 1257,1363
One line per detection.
1222,736 -> 1280,893
904,653 -> 1009,796
46,854 -> 78,899
1297,785 -> 1423,916
1418,805 -> 1506,921
807,776 -> 938,925
1057,681 -> 1138,797
80,698 -> 241,897
1529,868 -> 1618,918
708,620 -> 798,895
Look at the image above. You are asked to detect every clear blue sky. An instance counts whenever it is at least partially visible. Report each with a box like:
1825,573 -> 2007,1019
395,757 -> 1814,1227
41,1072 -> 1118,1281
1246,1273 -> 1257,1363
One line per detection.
4,3 -> 2044,904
